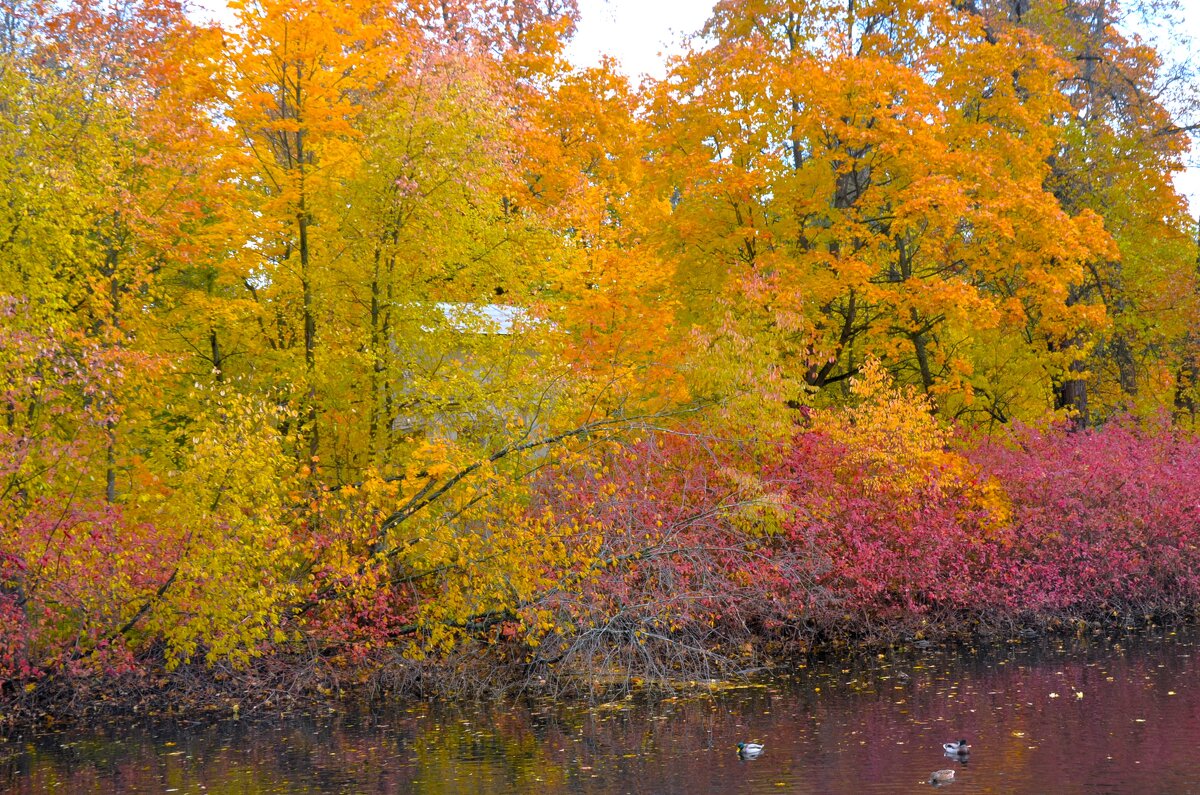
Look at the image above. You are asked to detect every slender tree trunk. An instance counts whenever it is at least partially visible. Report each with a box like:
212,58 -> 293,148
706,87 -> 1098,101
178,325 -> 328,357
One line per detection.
105,425 -> 117,503
297,137 -> 318,464
209,328 -> 223,382
369,245 -> 383,462
1054,275 -> 1091,426
383,250 -> 395,460
911,330 -> 934,393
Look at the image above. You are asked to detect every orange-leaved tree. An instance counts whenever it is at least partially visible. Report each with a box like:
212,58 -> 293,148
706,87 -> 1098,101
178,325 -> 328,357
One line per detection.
649,0 -> 1116,428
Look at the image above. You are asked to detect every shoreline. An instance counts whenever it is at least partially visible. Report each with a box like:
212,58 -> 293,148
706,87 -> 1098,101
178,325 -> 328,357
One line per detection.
4,608 -> 1192,738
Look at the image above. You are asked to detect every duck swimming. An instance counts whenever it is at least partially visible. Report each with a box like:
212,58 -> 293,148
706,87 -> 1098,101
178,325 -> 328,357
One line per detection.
942,739 -> 970,756
929,769 -> 955,785
737,742 -> 764,759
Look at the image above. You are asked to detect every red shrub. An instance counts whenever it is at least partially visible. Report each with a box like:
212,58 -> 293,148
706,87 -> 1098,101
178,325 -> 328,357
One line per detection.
968,420 -> 1200,615
539,416 -> 1200,654
771,431 -> 1010,625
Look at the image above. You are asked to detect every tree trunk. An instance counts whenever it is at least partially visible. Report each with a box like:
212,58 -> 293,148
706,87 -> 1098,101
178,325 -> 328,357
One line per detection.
1057,356 -> 1090,427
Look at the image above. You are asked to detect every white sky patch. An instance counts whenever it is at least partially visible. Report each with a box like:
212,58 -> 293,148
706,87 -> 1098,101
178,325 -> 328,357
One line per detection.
564,0 -> 715,81
189,0 -> 234,27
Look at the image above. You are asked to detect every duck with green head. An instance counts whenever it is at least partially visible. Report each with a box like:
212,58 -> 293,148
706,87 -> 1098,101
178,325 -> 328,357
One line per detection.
736,742 -> 764,759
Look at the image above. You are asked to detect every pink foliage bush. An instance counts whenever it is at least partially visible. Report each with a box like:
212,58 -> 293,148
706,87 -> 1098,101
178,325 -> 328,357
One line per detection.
0,549 -> 32,681
772,432 -> 1009,626
967,420 -> 1200,617
547,418 -> 1200,653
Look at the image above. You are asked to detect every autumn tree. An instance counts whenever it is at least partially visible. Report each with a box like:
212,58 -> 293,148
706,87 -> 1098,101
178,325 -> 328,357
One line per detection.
6,0 -> 1200,687
650,0 -> 1116,426
962,0 -> 1199,424
223,0 -> 405,467
402,0 -> 579,55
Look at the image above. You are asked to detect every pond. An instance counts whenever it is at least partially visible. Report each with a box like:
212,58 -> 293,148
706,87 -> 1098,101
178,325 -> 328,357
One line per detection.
4,624 -> 1199,793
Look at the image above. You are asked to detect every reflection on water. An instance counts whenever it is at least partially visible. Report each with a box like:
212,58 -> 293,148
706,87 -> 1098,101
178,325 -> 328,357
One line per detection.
4,626 -> 1200,793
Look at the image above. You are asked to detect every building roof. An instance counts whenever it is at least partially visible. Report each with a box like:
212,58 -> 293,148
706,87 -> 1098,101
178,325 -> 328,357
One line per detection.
433,302 -> 533,335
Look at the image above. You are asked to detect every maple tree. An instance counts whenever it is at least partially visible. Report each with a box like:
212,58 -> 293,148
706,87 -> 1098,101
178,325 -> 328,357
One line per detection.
649,0 -> 1122,427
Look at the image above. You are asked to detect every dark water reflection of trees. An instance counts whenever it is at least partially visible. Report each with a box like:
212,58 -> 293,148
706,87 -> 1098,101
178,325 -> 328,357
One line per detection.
4,626 -> 1200,793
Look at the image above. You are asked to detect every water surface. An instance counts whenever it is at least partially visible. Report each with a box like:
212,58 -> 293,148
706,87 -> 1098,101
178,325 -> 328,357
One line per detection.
4,625 -> 1199,793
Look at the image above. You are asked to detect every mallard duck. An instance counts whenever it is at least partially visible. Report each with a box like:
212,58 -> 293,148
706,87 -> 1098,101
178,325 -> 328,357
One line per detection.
942,739 -> 970,756
928,769 -> 955,785
737,742 -> 764,759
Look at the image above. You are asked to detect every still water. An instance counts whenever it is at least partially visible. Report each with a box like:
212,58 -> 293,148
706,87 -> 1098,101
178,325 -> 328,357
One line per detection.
4,625 -> 1200,794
